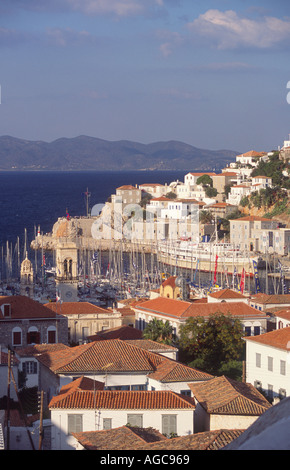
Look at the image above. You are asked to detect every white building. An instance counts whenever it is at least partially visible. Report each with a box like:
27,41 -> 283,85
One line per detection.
244,327 -> 290,401
226,184 -> 251,206
49,381 -> 196,450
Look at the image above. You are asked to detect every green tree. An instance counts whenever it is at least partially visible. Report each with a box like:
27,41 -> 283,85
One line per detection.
196,174 -> 213,187
165,191 -> 177,199
143,318 -> 175,345
178,313 -> 244,375
205,186 -> 217,198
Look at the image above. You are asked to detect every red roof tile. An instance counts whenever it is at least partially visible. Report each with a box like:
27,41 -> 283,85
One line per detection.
135,298 -> 268,320
139,429 -> 245,450
0,296 -> 61,320
72,425 -> 167,450
49,389 -> 196,410
244,326 -> 290,350
44,301 -> 111,315
209,289 -> 246,299
189,376 -> 271,416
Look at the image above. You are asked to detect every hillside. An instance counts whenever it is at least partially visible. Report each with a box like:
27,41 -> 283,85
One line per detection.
0,135 -> 239,171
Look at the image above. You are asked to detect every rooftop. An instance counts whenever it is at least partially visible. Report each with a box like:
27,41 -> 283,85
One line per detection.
72,425 -> 167,450
44,301 -> 111,315
0,296 -> 63,320
49,387 -> 196,410
135,297 -> 268,320
244,326 -> 290,351
208,289 -> 246,300
189,375 -> 271,416
250,294 -> 290,305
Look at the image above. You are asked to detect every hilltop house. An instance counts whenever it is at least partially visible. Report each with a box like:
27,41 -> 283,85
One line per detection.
189,375 -> 271,433
49,381 -> 196,450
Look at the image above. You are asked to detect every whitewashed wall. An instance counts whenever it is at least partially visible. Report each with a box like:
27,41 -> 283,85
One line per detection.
50,408 -> 195,450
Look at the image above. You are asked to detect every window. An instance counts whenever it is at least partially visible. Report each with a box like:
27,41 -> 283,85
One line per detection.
68,414 -> 83,434
244,327 -> 251,336
103,418 -> 112,430
280,360 -> 286,376
48,328 -> 56,344
162,415 -> 177,437
12,328 -> 22,346
127,414 -> 143,427
180,390 -> 191,397
27,329 -> 40,345
279,389 -> 286,400
268,356 -> 273,372
131,385 -> 146,391
3,304 -> 11,317
254,326 -> 260,336
256,353 -> 261,368
23,361 -> 37,375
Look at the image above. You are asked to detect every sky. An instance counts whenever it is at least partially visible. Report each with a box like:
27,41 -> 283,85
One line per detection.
0,0 -> 290,152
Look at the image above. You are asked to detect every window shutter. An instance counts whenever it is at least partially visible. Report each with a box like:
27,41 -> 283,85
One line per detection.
127,414 -> 143,427
162,415 -> 177,436
68,414 -> 83,434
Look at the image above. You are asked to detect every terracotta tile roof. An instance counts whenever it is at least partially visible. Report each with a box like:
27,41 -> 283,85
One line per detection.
135,298 -> 268,320
161,276 -> 177,288
16,343 -> 70,358
59,376 -> 104,395
5,409 -> 39,427
36,339 -> 165,374
189,376 -> 271,416
148,360 -> 213,383
124,339 -> 178,352
0,350 -> 20,365
237,151 -> 265,158
150,196 -> 171,201
274,309 -> 290,320
72,425 -> 167,450
44,301 -> 111,315
0,295 -> 62,320
244,326 -> 290,350
250,294 -> 290,305
209,289 -> 246,299
88,326 -> 143,341
49,388 -> 196,410
134,297 -> 191,318
139,429 -> 245,450
116,185 -> 139,190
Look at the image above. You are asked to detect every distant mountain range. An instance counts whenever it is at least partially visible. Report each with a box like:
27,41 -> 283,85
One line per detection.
0,135 -> 239,171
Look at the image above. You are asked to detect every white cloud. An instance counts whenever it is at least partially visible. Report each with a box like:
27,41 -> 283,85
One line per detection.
187,9 -> 290,49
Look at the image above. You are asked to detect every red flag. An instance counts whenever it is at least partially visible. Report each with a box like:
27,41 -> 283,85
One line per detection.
213,255 -> 218,284
240,268 -> 245,294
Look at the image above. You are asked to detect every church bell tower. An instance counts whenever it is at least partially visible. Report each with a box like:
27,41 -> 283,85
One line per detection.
55,241 -> 79,302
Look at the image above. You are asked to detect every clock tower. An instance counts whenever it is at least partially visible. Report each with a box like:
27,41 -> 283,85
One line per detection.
55,241 -> 79,302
